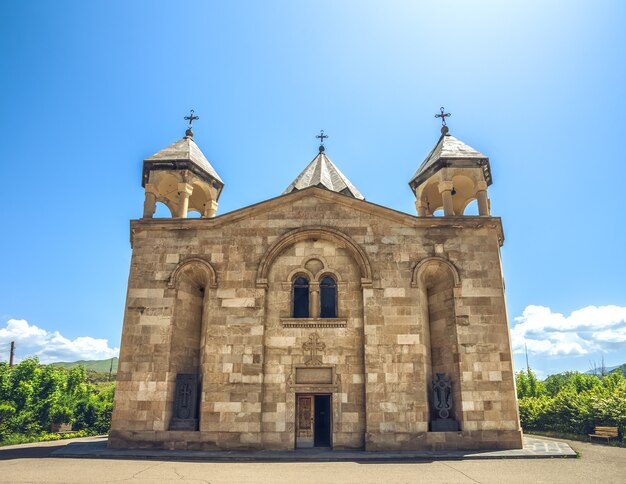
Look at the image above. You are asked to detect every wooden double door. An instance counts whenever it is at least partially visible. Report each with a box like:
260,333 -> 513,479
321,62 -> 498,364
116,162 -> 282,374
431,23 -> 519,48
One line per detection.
296,394 -> 332,448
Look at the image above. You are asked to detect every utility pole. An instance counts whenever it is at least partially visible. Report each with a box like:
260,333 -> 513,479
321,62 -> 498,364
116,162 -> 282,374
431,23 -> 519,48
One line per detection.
9,341 -> 15,367
524,340 -> 530,374
108,357 -> 114,381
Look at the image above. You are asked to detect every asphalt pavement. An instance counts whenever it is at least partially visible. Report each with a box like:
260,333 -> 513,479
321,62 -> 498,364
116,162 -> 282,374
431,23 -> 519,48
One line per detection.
0,435 -> 623,483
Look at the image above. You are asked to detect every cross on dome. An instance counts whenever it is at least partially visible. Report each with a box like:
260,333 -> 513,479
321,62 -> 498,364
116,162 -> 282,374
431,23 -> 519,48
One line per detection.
316,130 -> 328,152
435,107 -> 451,126
184,109 -> 199,137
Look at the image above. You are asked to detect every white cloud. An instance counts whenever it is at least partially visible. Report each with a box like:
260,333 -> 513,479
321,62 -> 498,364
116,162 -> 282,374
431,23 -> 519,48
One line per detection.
511,305 -> 626,357
0,319 -> 119,364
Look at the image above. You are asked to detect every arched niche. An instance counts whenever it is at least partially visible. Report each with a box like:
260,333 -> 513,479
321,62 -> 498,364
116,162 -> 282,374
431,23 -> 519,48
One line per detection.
168,257 -> 218,289
411,257 -> 460,289
166,257 -> 217,431
256,227 -> 372,288
412,256 -> 463,429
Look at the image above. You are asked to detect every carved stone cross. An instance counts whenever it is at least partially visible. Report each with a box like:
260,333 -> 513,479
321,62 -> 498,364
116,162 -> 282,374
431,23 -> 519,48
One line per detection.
303,332 -> 326,366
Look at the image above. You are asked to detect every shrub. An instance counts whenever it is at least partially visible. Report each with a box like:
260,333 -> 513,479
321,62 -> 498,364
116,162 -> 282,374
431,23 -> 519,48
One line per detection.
518,370 -> 626,442
0,359 -> 116,444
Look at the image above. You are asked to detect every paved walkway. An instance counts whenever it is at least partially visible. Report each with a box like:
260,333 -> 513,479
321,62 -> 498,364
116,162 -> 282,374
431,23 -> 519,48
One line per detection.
1,435 -> 624,483
49,435 -> 575,461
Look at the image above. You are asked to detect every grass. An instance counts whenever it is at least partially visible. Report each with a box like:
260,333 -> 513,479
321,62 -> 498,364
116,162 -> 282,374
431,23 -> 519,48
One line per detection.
0,430 -> 93,447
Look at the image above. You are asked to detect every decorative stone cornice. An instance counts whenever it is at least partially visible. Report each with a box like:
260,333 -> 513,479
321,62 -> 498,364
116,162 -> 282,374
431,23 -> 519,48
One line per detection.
280,318 -> 347,328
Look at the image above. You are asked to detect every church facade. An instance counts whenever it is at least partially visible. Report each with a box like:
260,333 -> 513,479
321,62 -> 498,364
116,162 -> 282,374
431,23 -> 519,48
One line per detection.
109,119 -> 523,451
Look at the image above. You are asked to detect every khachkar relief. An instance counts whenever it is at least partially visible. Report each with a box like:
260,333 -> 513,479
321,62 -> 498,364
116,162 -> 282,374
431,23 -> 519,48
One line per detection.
169,373 -> 199,431
302,332 -> 326,366
430,373 -> 459,431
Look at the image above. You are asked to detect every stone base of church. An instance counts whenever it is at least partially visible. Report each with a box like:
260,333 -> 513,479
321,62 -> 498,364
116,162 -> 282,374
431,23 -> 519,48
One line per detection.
365,430 -> 524,451
108,430 -> 261,450
109,429 -> 523,451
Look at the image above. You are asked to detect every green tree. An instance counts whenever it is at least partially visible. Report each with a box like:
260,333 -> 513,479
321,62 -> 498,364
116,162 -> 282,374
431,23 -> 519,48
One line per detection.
0,358 -> 116,444
516,369 -> 545,398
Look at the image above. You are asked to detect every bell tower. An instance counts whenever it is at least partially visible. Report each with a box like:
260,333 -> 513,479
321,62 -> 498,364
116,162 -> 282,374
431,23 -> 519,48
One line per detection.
141,110 -> 224,219
409,108 -> 492,217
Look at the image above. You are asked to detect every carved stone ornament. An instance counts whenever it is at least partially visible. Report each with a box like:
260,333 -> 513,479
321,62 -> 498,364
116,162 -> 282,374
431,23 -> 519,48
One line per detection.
169,373 -> 199,431
302,332 -> 326,366
432,373 -> 452,418
430,373 -> 459,432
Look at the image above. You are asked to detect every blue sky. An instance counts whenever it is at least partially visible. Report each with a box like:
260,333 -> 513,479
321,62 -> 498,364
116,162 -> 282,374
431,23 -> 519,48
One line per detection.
1,1 -> 625,377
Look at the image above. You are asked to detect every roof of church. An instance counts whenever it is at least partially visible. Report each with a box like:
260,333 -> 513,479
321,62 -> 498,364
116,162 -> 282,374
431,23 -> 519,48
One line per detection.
283,149 -> 365,200
409,132 -> 491,189
144,136 -> 223,184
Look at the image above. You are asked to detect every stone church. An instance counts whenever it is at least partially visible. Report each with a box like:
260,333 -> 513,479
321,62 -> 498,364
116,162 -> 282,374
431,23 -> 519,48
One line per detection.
109,115 -> 523,451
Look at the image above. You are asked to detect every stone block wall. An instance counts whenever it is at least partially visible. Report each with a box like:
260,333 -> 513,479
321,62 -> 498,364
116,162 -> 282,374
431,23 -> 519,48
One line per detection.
109,187 -> 522,451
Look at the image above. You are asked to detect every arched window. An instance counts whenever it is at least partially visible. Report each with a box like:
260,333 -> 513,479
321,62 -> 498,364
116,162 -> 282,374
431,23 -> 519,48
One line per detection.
320,276 -> 337,318
292,276 -> 310,318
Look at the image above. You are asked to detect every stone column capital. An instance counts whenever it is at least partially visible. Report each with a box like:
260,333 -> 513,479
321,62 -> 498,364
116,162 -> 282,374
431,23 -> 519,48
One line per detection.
142,191 -> 157,219
416,200 -> 429,217
203,199 -> 219,218
177,183 -> 194,196
476,180 -> 488,191
145,183 -> 158,195
438,181 -> 454,193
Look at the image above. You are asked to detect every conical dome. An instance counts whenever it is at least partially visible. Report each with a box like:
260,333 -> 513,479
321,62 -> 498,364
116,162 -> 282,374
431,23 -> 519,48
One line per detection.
409,132 -> 491,191
284,150 -> 364,200
143,136 -> 223,192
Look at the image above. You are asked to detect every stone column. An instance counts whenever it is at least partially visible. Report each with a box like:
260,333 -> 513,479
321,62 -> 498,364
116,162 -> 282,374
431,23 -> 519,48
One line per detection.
142,184 -> 157,219
416,199 -> 429,217
476,181 -> 490,216
203,200 -> 219,218
310,283 -> 320,318
438,181 -> 455,216
176,183 -> 194,219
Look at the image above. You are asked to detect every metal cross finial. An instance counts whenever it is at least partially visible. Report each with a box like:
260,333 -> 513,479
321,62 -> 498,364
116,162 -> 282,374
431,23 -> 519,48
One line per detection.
184,109 -> 199,137
185,109 -> 199,128
435,107 -> 451,127
316,130 -> 328,152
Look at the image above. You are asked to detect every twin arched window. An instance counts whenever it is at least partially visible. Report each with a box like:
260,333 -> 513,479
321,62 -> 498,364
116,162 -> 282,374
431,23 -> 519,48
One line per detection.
292,275 -> 337,318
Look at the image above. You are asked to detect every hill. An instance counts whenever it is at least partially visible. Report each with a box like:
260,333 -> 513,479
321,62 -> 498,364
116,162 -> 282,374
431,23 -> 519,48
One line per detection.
584,362 -> 626,376
608,363 -> 626,376
50,357 -> 118,373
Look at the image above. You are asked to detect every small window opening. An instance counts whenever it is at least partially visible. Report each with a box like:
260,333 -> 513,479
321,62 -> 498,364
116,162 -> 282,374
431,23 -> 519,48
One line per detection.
293,276 -> 310,318
320,276 -> 337,318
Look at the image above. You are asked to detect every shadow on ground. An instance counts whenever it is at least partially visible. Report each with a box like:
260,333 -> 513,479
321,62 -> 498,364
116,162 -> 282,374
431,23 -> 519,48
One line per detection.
0,442 -> 68,460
